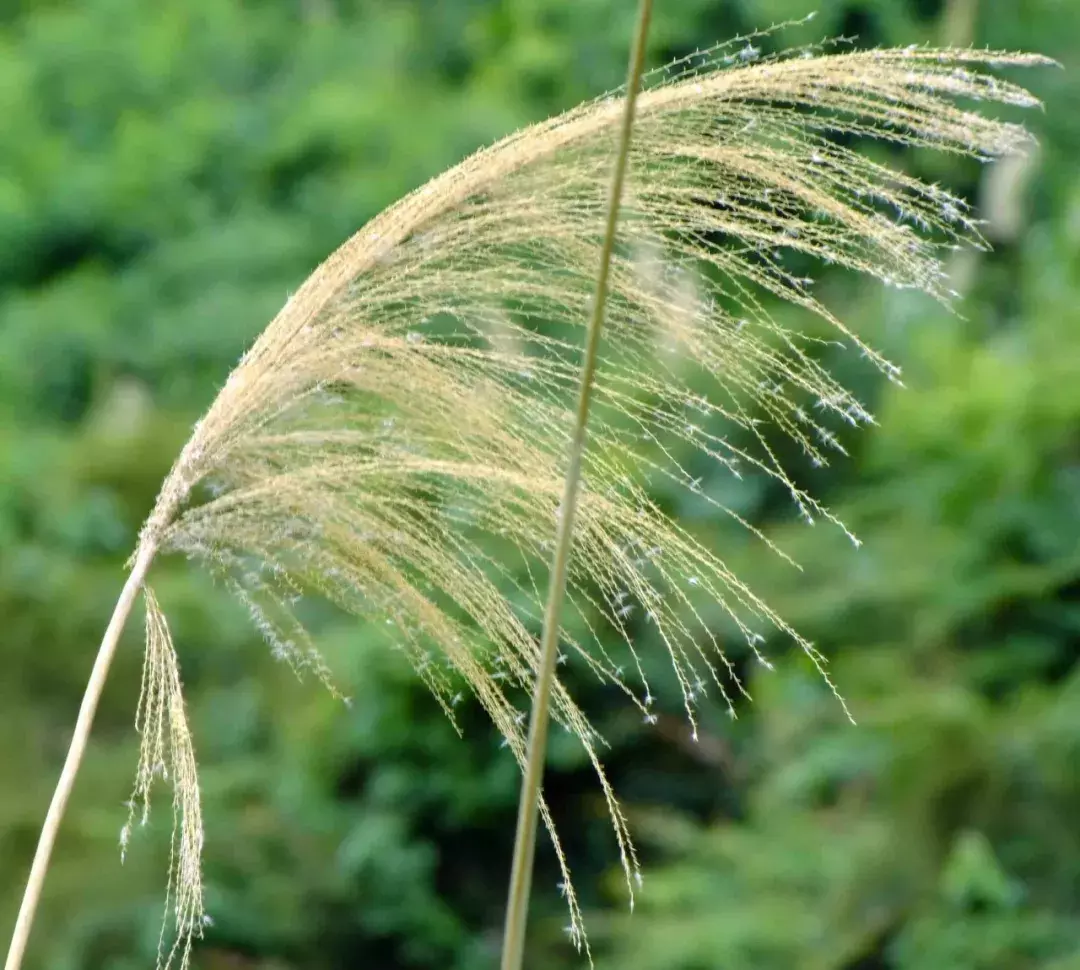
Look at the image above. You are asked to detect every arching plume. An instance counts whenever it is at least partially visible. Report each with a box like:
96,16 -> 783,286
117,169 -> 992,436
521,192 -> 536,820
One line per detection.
115,27 -> 1050,966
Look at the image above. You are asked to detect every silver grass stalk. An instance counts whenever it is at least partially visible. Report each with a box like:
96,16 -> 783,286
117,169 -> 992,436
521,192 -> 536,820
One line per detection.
4,18 -> 1051,970
500,3 -> 653,967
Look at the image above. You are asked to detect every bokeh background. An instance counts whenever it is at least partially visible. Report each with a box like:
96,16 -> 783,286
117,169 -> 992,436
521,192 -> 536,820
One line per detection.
2,0 -> 1079,967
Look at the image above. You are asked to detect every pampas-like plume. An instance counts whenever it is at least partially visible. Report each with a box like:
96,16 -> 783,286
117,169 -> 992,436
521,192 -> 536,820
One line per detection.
5,21 -> 1051,970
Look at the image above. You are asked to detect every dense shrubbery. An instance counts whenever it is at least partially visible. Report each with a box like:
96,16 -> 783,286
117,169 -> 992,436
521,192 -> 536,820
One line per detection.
1,1 -> 1077,968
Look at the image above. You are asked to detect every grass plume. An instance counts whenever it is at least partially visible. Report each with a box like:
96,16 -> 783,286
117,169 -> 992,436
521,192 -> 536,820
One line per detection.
5,18 -> 1051,970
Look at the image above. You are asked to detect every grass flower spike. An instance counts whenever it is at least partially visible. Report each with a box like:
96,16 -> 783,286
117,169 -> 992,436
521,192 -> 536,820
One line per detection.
5,18 -> 1051,970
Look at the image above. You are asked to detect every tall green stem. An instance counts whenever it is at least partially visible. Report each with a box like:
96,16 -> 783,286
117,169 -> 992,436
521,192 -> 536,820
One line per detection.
498,2 -> 654,968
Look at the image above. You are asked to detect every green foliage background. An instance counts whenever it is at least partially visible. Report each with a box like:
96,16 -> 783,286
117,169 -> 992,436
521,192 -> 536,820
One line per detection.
1,0 -> 1078,967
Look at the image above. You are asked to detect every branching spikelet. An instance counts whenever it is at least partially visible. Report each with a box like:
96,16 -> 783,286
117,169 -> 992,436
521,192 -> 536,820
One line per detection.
128,24 -> 1050,959
125,587 -> 205,970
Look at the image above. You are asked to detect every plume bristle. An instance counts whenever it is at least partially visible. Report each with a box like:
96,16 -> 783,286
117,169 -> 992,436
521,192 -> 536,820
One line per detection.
127,587 -> 205,970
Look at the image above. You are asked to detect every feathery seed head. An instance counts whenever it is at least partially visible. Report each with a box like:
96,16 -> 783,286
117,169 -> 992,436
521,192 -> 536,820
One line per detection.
130,31 -> 1051,965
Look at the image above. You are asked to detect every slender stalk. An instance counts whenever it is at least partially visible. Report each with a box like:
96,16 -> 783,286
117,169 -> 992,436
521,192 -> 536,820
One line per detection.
498,2 -> 654,968
941,0 -> 978,46
5,541 -> 158,970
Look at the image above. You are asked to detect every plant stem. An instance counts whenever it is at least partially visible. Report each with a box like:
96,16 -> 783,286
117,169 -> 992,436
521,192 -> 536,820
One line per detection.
498,2 -> 654,968
5,541 -> 158,970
